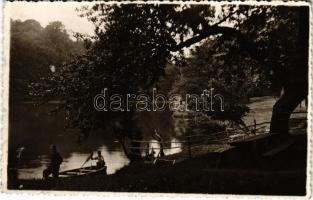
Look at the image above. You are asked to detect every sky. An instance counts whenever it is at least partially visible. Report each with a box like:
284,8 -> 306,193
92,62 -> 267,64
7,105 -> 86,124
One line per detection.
7,2 -> 229,39
8,1 -> 96,36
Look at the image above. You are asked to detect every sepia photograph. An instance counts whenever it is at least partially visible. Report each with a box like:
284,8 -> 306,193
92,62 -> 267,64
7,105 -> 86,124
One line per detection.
2,1 -> 311,197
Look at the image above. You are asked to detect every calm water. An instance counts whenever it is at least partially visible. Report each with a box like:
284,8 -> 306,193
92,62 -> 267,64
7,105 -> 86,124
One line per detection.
17,146 -> 130,179
11,96 -> 286,179
16,139 -> 182,179
10,103 -> 182,179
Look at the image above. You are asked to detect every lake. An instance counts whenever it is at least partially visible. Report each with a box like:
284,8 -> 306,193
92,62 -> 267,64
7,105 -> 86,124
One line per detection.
9,102 -> 182,179
10,96 -> 297,179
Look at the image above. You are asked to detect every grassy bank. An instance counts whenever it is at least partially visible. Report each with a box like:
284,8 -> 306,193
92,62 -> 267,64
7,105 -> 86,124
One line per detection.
9,139 -> 307,195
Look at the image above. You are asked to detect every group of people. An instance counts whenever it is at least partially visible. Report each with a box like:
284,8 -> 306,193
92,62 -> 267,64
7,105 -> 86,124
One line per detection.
43,128 -> 163,179
43,145 -> 105,179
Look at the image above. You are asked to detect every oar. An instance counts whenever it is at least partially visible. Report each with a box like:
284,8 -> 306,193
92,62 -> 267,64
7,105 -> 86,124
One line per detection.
81,152 -> 93,169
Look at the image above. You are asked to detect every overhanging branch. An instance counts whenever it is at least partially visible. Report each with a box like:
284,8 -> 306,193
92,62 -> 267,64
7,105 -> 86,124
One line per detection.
169,25 -> 261,62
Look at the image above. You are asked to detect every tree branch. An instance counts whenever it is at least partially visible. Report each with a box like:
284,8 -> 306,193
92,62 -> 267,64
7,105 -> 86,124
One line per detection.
211,9 -> 241,27
169,25 -> 261,63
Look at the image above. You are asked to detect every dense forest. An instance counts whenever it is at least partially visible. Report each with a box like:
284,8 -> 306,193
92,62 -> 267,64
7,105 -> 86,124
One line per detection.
10,19 -> 85,101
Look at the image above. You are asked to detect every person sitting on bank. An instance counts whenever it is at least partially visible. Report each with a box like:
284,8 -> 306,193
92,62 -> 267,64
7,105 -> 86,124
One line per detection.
43,145 -> 63,179
91,151 -> 105,168
145,147 -> 156,161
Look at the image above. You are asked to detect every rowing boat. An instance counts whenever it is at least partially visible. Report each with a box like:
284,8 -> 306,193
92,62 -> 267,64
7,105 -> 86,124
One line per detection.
55,166 -> 107,179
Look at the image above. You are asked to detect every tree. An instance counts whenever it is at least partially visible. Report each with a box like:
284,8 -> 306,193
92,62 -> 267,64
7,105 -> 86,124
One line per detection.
10,19 -> 84,101
31,4 -> 309,161
172,39 -> 264,130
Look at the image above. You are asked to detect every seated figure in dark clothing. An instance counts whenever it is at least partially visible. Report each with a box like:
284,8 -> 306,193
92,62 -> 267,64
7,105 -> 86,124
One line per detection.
43,145 -> 63,179
91,151 -> 105,168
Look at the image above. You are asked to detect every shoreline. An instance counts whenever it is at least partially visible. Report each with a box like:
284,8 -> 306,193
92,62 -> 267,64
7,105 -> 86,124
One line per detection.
8,137 -> 307,195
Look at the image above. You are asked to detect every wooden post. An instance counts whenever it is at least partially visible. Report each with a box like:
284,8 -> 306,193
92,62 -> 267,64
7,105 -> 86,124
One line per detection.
253,119 -> 257,135
187,137 -> 191,159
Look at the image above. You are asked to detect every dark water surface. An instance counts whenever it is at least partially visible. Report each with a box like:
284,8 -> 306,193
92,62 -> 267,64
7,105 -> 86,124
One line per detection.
9,103 -> 181,179
10,96 -> 284,179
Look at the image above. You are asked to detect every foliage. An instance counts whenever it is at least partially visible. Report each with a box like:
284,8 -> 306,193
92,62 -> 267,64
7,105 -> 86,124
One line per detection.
10,19 -> 84,101
28,4 -> 308,139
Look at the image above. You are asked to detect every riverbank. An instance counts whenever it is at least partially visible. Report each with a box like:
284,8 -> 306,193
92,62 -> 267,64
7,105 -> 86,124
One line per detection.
8,96 -> 307,195
9,137 -> 307,195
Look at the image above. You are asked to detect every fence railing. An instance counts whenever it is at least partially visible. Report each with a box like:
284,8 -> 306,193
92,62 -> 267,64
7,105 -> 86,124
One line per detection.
121,115 -> 307,161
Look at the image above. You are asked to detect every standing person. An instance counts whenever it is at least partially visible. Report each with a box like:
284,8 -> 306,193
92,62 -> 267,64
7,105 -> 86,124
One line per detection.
152,129 -> 165,157
91,151 -> 105,168
43,145 -> 63,179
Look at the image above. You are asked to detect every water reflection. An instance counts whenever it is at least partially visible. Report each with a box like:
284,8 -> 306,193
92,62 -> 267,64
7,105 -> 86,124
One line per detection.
11,103 -> 181,179
17,138 -> 184,179
17,145 -> 129,179
148,138 -> 183,156
12,96 -> 290,180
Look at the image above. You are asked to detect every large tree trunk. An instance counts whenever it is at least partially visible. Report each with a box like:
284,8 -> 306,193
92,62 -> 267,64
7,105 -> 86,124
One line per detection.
115,130 -> 142,163
113,113 -> 143,163
270,85 -> 307,135
270,7 -> 309,136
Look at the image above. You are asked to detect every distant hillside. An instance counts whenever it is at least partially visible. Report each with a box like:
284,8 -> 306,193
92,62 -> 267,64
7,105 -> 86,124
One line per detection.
10,19 -> 85,102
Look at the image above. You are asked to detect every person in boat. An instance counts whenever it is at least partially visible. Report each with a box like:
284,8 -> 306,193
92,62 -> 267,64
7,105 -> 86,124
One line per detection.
43,145 -> 63,179
91,151 -> 105,168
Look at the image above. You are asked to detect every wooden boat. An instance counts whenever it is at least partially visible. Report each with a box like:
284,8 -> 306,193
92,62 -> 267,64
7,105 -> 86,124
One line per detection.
143,157 -> 177,166
55,165 -> 107,179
